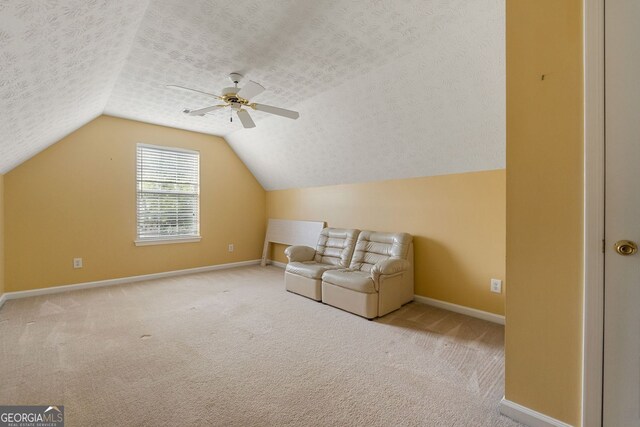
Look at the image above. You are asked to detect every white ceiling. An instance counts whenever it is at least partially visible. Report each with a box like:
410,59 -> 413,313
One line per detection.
0,0 -> 149,172
0,0 -> 505,190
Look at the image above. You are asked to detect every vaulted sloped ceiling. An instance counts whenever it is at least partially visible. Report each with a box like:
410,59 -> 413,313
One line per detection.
225,1 -> 505,190
0,0 -> 504,190
0,0 -> 149,173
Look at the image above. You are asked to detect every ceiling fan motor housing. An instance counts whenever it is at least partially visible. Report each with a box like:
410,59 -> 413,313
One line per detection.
221,86 -> 248,105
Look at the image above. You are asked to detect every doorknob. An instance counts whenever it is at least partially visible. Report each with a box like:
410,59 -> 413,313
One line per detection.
614,240 -> 638,256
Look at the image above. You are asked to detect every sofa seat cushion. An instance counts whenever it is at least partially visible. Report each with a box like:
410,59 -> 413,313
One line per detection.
286,262 -> 340,280
322,269 -> 376,294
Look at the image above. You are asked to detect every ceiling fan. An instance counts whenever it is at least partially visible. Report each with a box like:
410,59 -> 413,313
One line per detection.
166,73 -> 300,129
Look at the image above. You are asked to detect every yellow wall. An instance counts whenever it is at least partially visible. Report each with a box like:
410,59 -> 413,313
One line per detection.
267,170 -> 506,315
4,115 -> 266,292
505,0 -> 583,424
0,174 -> 4,296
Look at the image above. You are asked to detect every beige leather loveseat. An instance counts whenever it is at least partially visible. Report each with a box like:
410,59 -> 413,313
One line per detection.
284,228 -> 359,301
322,231 -> 414,318
285,228 -> 414,319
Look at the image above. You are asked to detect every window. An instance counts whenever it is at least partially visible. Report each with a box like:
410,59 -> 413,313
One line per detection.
135,144 -> 200,245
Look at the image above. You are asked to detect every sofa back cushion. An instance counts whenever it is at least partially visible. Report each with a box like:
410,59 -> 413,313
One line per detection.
349,231 -> 413,272
314,228 -> 360,267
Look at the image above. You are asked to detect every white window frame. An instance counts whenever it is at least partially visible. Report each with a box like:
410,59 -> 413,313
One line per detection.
134,143 -> 201,246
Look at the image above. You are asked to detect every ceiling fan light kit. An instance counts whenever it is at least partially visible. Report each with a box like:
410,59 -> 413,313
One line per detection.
167,73 -> 300,129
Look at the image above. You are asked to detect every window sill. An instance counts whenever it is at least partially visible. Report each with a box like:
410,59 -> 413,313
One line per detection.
134,236 -> 201,246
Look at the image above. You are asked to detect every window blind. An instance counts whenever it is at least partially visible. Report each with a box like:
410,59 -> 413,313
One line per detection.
136,144 -> 200,240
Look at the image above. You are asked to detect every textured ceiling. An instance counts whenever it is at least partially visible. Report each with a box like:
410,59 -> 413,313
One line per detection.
0,0 -> 504,190
0,0 -> 149,173
226,0 -> 505,189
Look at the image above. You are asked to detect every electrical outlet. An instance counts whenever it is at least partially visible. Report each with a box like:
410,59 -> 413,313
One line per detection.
490,278 -> 502,294
228,243 -> 234,253
73,258 -> 83,269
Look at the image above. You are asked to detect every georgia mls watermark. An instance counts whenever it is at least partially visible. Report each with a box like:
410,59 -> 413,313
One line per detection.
0,406 -> 64,427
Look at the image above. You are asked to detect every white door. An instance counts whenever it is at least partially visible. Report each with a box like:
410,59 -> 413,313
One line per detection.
603,0 -> 640,425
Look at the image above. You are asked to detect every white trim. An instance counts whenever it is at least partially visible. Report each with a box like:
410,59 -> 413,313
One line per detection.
583,0 -> 605,425
413,295 -> 505,325
266,260 -> 287,269
134,236 -> 201,246
0,260 -> 261,304
0,293 -> 6,309
261,265 -> 507,326
259,263 -> 506,326
136,142 -> 200,155
500,398 -> 574,427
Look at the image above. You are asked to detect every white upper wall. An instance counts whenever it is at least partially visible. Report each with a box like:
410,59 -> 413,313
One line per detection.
0,0 -> 504,190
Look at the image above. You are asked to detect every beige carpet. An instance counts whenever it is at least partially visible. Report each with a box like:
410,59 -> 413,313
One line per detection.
0,266 -> 520,426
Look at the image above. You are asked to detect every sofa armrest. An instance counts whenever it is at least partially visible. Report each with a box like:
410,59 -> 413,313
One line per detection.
284,245 -> 316,263
371,258 -> 410,282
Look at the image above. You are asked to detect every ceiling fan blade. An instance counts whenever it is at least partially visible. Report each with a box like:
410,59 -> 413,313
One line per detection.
186,105 -> 226,116
237,80 -> 265,100
253,103 -> 300,120
237,109 -> 256,128
166,84 -> 222,99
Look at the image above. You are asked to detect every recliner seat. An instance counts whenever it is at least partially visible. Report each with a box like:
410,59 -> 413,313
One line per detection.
321,231 -> 414,318
284,228 -> 360,300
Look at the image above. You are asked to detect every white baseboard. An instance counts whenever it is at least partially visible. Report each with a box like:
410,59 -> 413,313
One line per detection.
413,295 -> 505,325
261,265 -> 505,325
266,260 -> 287,269
0,259 -> 261,307
499,398 -> 573,427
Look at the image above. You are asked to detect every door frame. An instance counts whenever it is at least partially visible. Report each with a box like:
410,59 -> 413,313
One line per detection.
583,0 -> 605,425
